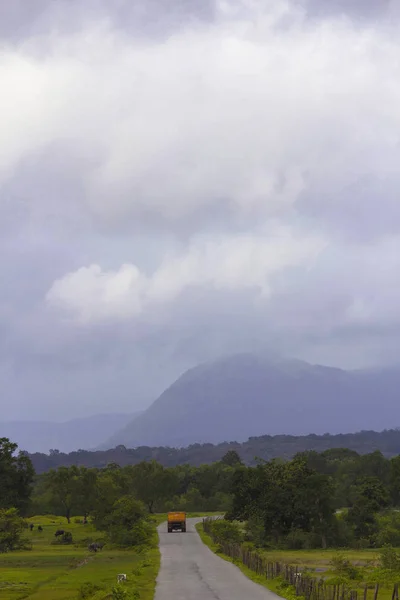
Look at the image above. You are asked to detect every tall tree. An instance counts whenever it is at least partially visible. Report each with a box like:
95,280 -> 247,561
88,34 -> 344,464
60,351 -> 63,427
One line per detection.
0,438 -> 34,515
346,476 -> 390,542
127,461 -> 176,513
220,450 -> 243,467
45,466 -> 80,523
390,455 -> 400,506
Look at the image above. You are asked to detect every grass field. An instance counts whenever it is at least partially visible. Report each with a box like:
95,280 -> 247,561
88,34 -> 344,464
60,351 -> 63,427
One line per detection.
0,512 -> 222,600
260,548 -> 381,570
0,516 -> 159,600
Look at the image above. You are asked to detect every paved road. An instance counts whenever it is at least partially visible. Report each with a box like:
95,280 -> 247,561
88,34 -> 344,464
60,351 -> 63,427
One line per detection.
155,517 -> 280,600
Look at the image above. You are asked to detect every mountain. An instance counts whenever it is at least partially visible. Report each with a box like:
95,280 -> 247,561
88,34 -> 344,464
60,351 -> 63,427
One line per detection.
0,413 -> 141,454
103,353 -> 400,449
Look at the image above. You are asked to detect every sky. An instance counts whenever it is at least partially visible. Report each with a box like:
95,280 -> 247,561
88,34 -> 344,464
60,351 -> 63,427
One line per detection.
1,0 -> 400,421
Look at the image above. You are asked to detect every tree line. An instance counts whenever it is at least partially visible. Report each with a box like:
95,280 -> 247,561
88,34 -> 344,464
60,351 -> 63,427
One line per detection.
4,434 -> 400,553
228,448 -> 400,549
28,428 -> 400,473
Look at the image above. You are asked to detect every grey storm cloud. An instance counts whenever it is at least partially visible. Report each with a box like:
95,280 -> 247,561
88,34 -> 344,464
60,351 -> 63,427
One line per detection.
1,0 -> 400,420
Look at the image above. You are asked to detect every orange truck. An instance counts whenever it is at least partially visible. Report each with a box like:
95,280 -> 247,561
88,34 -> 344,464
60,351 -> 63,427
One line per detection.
167,511 -> 186,533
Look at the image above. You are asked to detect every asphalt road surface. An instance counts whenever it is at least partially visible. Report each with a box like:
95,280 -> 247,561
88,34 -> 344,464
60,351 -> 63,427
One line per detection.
155,517 -> 280,600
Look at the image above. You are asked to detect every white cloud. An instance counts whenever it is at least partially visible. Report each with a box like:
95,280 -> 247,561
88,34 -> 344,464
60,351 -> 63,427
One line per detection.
46,225 -> 325,323
1,2 -> 399,231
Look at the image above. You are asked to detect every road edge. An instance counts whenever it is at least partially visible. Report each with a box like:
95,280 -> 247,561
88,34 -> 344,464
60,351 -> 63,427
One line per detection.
195,522 -> 291,600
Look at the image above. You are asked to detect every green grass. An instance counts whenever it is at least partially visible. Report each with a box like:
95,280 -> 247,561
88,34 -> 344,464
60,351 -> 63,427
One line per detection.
0,516 -> 160,600
259,548 -> 381,569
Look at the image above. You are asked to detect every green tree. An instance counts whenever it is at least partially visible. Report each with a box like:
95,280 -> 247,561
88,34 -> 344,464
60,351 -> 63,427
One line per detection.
0,508 -> 30,553
210,519 -> 244,545
228,465 -> 260,521
379,545 -> 400,571
45,466 -> 81,523
91,470 -> 126,530
346,477 -> 390,543
99,496 -> 152,547
76,467 -> 98,519
229,458 -> 335,547
375,511 -> 400,547
220,450 -> 243,467
0,438 -> 35,515
128,461 -> 176,513
390,455 -> 400,506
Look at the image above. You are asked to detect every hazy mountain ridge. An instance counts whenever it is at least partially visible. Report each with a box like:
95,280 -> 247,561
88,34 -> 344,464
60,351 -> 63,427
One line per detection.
1,413 -> 141,454
104,353 -> 400,448
28,428 -> 400,474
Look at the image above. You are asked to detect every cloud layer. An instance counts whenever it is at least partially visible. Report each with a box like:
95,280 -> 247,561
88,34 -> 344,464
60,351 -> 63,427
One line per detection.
1,0 -> 400,420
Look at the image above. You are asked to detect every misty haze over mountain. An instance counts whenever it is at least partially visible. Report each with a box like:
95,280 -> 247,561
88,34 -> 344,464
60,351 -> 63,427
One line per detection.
0,413 -> 139,454
103,354 -> 400,449
4,353 -> 400,453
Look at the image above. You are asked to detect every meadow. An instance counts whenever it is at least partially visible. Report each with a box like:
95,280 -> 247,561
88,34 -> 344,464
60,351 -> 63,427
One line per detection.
0,516 -> 159,600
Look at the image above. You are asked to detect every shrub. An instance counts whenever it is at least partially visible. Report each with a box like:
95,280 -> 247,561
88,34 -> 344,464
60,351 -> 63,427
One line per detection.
0,508 -> 31,553
375,512 -> 400,547
379,545 -> 400,571
245,514 -> 265,547
111,585 -> 140,599
62,531 -> 73,544
329,553 -> 361,580
281,528 -> 319,550
275,577 -> 299,600
78,582 -> 103,598
108,519 -> 153,548
210,519 -> 244,545
53,531 -> 73,545
95,495 -> 153,549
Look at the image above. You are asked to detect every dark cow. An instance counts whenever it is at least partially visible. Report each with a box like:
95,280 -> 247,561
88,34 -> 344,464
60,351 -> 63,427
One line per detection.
88,542 -> 104,552
55,529 -> 65,537
38,526 -> 43,532
29,524 -> 34,531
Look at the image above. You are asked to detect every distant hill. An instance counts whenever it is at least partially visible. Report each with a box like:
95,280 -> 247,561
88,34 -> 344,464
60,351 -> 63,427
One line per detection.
103,353 -> 400,448
0,413 -> 141,454
28,428 -> 400,473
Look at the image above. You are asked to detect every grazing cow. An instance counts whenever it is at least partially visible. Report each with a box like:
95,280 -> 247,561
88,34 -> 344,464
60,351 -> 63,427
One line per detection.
38,526 -> 43,532
117,574 -> 127,583
88,542 -> 103,552
55,529 -> 65,537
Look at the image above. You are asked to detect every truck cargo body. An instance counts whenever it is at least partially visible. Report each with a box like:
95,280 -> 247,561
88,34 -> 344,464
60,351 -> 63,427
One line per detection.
167,511 -> 186,532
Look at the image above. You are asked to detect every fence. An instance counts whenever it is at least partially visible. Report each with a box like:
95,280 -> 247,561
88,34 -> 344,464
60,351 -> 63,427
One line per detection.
202,518 -> 400,600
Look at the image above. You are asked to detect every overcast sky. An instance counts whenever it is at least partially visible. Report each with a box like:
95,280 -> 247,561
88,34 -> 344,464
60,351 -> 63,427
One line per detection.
1,0 -> 400,421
